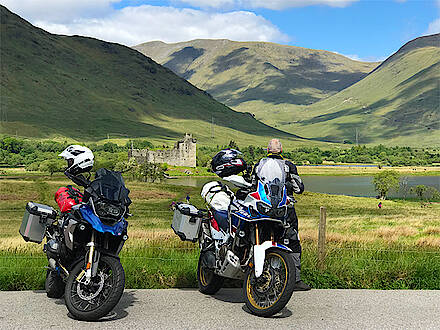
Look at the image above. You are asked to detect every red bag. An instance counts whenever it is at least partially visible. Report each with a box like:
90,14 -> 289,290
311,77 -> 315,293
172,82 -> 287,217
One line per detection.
55,185 -> 83,213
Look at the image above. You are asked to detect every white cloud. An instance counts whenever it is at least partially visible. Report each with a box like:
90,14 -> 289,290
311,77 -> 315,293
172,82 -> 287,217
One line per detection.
0,0 -> 118,23
331,50 -> 386,63
425,18 -> 440,35
31,5 -> 289,46
178,0 -> 358,10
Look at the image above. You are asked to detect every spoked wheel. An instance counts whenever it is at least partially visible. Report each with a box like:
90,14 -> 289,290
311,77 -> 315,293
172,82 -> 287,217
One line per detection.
45,269 -> 65,298
244,249 -> 295,317
197,251 -> 224,295
64,255 -> 125,321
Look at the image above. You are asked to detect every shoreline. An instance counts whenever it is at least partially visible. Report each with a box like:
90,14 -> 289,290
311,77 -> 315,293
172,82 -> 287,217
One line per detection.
1,165 -> 439,179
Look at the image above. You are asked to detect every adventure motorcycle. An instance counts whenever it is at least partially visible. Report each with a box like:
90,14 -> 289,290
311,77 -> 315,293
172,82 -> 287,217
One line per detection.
20,168 -> 131,321
172,174 -> 296,317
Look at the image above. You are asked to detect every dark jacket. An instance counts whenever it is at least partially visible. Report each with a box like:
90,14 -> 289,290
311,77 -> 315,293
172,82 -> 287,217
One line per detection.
251,154 -> 304,195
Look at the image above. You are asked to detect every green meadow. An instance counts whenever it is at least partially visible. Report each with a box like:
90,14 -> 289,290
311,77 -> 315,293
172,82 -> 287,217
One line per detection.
0,176 -> 439,291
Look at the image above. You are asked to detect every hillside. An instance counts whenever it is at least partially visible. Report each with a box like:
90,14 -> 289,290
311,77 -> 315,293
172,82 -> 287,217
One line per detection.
134,39 -> 378,110
272,34 -> 440,146
0,6 -> 310,147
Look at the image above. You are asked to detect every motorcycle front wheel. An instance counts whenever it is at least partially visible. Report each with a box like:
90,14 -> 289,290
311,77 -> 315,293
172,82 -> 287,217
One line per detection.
243,249 -> 295,317
64,255 -> 125,321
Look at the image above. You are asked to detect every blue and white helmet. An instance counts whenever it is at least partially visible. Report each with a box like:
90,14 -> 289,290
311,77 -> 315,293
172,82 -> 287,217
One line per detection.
59,145 -> 94,175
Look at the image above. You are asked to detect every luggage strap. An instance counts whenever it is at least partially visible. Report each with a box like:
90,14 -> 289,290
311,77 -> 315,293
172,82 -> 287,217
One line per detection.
66,185 -> 83,203
206,182 -> 234,199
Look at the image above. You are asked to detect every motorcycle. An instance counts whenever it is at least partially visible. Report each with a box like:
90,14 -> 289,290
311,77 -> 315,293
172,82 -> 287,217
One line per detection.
172,174 -> 296,317
19,168 -> 131,321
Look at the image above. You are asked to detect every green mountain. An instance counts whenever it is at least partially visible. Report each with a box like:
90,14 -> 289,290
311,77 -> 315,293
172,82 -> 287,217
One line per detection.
0,6 -> 311,147
133,39 -> 378,110
134,36 -> 439,147
272,34 -> 440,147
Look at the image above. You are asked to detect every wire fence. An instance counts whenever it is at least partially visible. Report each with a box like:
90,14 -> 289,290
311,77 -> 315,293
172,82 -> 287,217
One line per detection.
1,245 -> 438,270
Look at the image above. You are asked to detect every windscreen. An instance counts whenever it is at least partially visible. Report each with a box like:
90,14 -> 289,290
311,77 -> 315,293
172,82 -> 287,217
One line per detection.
90,168 -> 130,205
255,158 -> 287,208
255,158 -> 286,185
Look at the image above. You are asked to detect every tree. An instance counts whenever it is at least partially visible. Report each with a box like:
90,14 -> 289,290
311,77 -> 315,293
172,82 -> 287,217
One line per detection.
136,162 -> 165,182
114,158 -> 137,173
39,159 -> 63,176
26,162 -> 40,171
126,139 -> 153,150
426,187 -> 440,201
411,185 -> 428,200
6,154 -> 23,167
372,170 -> 400,200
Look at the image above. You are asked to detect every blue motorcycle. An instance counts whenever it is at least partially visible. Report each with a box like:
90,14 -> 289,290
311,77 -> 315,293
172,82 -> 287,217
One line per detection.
22,168 -> 131,321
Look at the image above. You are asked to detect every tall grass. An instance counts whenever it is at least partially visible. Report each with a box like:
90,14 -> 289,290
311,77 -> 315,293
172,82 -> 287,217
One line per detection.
0,178 -> 439,290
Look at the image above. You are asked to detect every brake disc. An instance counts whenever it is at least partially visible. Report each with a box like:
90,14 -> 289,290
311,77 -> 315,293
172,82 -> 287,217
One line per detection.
76,272 -> 105,301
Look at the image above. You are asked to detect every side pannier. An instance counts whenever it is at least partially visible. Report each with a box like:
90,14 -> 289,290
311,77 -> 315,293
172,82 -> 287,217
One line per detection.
171,203 -> 203,242
19,202 -> 57,243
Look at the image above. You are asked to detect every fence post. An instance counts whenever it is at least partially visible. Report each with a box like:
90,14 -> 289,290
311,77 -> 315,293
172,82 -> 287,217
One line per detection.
318,206 -> 327,270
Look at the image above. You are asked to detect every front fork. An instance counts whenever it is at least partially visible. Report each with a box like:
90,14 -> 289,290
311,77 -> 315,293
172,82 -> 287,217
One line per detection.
253,223 -> 292,278
76,231 -> 100,284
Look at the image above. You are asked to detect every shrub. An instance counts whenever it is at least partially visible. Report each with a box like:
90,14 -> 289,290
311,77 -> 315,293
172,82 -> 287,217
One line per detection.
372,170 -> 400,199
39,159 -> 64,176
25,162 -> 40,171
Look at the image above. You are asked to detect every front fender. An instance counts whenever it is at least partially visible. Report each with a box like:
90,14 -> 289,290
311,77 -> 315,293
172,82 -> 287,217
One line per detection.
253,241 -> 291,278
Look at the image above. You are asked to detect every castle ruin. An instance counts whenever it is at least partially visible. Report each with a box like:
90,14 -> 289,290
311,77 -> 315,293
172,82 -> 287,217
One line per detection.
128,133 -> 197,167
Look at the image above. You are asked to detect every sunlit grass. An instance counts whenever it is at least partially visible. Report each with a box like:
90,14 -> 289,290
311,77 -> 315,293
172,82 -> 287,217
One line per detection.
0,177 -> 439,290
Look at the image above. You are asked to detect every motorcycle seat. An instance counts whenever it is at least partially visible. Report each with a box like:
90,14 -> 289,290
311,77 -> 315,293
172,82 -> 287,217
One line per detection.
212,209 -> 229,232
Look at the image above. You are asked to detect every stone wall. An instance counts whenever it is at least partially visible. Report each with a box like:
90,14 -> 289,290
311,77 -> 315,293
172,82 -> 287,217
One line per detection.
128,133 -> 197,167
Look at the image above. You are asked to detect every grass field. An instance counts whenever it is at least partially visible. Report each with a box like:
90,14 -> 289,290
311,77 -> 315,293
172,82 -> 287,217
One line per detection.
0,177 -> 439,291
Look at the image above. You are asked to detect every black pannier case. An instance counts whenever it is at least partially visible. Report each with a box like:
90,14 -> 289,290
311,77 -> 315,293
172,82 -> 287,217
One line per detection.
19,202 -> 57,243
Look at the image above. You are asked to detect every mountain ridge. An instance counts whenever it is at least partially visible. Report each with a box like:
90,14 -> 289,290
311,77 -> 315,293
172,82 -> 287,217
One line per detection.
273,33 -> 440,146
134,39 -> 378,108
135,35 -> 440,146
0,5 -> 313,147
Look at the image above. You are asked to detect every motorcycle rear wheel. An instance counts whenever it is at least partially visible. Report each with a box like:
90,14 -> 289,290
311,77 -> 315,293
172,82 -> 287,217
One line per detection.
45,269 -> 65,298
64,255 -> 125,321
243,249 -> 295,317
197,252 -> 224,295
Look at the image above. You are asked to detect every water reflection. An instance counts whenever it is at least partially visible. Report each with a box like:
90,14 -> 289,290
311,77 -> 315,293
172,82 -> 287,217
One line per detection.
166,176 -> 440,198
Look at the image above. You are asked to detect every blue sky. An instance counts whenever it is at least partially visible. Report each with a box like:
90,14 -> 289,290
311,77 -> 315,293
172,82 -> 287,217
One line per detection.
2,0 -> 438,61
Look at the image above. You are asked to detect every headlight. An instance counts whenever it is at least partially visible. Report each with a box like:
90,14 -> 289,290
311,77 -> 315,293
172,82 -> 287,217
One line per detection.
274,206 -> 286,218
106,204 -> 121,216
257,202 -> 271,215
256,202 -> 286,218
95,201 -> 123,222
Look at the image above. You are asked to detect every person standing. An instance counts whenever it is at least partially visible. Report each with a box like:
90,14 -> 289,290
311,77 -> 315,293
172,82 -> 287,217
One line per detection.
251,139 -> 311,291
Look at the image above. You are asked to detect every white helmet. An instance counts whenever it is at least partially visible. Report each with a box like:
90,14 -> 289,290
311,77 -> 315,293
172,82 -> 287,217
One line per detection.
59,145 -> 94,175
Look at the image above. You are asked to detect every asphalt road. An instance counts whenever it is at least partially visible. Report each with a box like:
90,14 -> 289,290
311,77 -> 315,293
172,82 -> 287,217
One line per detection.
0,289 -> 439,329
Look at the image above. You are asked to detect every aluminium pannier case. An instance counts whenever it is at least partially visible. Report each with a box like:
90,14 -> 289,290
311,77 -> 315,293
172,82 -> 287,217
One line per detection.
172,203 -> 203,242
19,202 -> 57,243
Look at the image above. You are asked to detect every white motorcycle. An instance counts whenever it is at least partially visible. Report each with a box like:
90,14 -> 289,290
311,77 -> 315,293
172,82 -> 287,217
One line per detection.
172,175 -> 296,317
